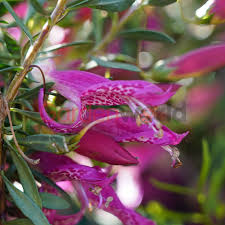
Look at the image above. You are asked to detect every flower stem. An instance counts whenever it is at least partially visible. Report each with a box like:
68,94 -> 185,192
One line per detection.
6,0 -> 68,102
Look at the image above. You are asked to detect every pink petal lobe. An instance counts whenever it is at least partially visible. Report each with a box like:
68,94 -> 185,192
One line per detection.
85,109 -> 188,146
38,88 -> 82,133
84,183 -> 156,225
34,152 -> 107,183
82,80 -> 171,106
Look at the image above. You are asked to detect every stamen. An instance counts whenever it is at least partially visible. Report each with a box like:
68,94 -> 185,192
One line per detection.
128,97 -> 164,138
72,112 -> 132,142
105,196 -> 113,208
162,145 -> 182,168
98,193 -> 103,208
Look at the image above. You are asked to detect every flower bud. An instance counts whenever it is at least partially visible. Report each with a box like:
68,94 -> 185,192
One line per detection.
152,44 -> 225,80
196,0 -> 225,25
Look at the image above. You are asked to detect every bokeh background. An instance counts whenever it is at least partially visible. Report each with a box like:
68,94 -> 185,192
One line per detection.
1,0 -> 225,225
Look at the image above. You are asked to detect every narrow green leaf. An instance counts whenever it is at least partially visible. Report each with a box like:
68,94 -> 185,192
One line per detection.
0,65 -> 23,73
0,19 -> 8,24
40,192 -> 70,210
16,82 -> 54,100
2,0 -> 33,42
3,32 -> 20,56
91,56 -> 141,72
92,9 -> 103,44
197,139 -> 211,193
32,170 -> 79,213
150,178 -> 195,195
4,124 -> 23,132
148,0 -> 177,7
206,159 -> 225,213
5,140 -> 42,208
29,0 -> 48,15
119,29 -> 175,43
4,218 -> 34,225
0,52 -> 20,60
11,108 -> 45,125
67,0 -> 135,12
18,134 -> 69,154
40,41 -> 93,54
2,173 -> 50,225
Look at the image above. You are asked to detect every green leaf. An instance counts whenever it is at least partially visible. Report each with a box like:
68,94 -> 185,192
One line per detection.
0,52 -> 20,60
2,173 -> 50,225
119,29 -> 175,43
2,0 -> 33,42
4,218 -> 34,225
150,178 -> 195,195
40,41 -> 93,54
0,65 -> 23,73
197,139 -> 211,193
16,82 -> 54,100
5,140 -> 42,208
148,0 -> 177,7
91,56 -> 141,72
0,63 -> 22,72
18,134 -> 70,154
92,9 -> 103,44
4,124 -> 23,133
28,0 -> 48,15
206,159 -> 225,213
40,192 -> 70,210
67,0 -> 135,12
32,170 -> 79,213
10,108 -> 45,125
0,19 -> 8,24
3,32 -> 20,56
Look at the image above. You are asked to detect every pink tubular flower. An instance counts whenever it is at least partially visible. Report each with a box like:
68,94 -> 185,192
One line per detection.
39,70 -> 179,133
38,70 -> 187,166
196,0 -> 225,24
33,152 -> 156,225
152,44 -> 225,81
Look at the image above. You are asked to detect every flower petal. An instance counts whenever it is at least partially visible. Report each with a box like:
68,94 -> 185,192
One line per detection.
84,183 -> 156,225
76,130 -> 139,165
34,152 -> 107,183
82,80 -> 174,106
49,70 -> 109,103
168,44 -> 225,79
38,88 -> 83,133
85,109 -> 188,146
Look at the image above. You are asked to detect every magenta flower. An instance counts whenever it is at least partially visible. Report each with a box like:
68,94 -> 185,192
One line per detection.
38,70 -> 187,165
39,69 -> 179,134
196,0 -> 225,24
152,44 -> 225,81
33,152 -> 156,225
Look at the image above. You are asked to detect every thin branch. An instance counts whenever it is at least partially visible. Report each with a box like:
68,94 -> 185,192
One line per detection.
3,98 -> 40,165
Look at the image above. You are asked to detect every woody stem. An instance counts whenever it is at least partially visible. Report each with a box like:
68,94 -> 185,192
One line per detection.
6,0 -> 67,102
